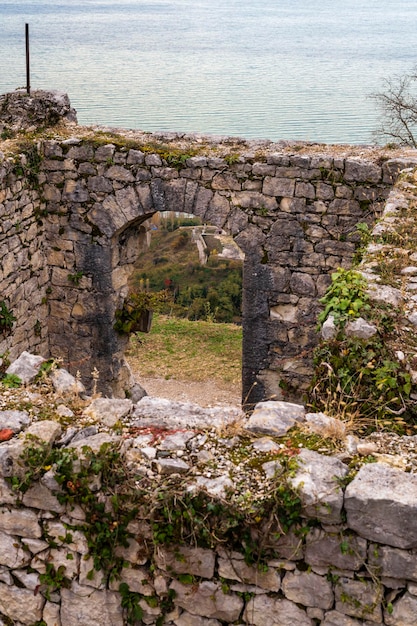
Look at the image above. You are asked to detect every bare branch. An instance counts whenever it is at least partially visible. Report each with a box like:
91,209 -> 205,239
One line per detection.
371,69 -> 417,148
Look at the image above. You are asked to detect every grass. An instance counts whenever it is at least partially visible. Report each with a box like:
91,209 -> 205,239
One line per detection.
126,314 -> 242,385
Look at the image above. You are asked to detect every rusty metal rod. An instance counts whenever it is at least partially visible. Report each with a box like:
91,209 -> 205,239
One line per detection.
25,23 -> 30,95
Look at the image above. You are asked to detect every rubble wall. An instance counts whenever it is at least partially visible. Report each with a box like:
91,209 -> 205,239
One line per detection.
0,151 -> 49,362
1,91 -> 417,400
0,405 -> 416,626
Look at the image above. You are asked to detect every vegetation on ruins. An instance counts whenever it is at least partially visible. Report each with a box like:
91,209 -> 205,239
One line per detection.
373,67 -> 417,147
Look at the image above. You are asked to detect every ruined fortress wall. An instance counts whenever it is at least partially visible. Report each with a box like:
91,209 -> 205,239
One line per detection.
0,417 -> 416,626
0,152 -> 49,362
2,130 -> 417,400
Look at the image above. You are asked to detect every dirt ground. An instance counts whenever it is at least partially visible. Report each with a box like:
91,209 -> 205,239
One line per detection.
134,376 -> 242,408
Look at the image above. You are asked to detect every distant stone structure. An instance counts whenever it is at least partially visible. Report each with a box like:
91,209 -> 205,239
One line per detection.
1,90 -> 417,402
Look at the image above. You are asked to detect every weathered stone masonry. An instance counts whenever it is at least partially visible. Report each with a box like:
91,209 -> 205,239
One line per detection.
2,91 -> 417,402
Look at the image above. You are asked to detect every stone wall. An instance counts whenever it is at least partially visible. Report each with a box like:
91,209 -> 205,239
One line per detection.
0,151 -> 49,361
0,373 -> 416,626
2,90 -> 417,404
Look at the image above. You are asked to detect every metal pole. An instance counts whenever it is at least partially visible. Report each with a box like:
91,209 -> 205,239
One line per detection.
25,23 -> 30,95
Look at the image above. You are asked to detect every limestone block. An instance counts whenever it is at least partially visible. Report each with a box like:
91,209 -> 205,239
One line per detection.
62,179 -> 89,202
94,144 -> 116,162
218,553 -> 280,591
170,580 -> 244,622
345,317 -> 378,339
0,476 -> 18,505
50,368 -> 86,395
290,448 -> 348,523
26,420 -> 62,445
22,482 -> 65,513
245,400 -> 305,436
153,458 -> 190,475
83,398 -> 133,427
106,165 -> 135,182
0,581 -> 45,625
111,566 -> 154,595
42,601 -> 61,626
0,506 -> 41,538
345,463 -> 417,549
87,175 -> 113,193
155,545 -> 215,579
12,568 -> 40,590
369,544 -> 417,581
322,610 -> 364,626
290,272 -> 316,296
243,595 -> 312,626
305,528 -> 367,571
335,577 -> 382,622
344,160 -> 381,183
282,569 -> 333,609
174,613 -> 221,626
114,537 -> 148,565
5,351 -> 45,383
321,314 -> 337,340
304,412 -> 347,439
79,556 -> 105,589
0,530 -> 31,568
60,583 -> 123,626
263,176 -> 296,197
0,409 -> 30,433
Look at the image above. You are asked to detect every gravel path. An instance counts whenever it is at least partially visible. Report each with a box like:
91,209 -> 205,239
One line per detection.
135,376 -> 242,408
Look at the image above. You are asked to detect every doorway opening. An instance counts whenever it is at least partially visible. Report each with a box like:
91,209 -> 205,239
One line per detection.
124,211 -> 244,407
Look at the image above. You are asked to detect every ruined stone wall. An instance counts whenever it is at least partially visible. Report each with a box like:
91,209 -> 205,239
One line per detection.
0,151 -> 49,362
34,134 -> 417,402
3,129 -> 417,400
0,401 -> 416,626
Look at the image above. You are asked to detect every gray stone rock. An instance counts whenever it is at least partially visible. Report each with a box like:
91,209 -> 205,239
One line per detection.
51,368 -> 86,395
0,507 -> 42,538
60,583 -> 123,626
218,551 -> 280,591
304,412 -> 346,438
282,569 -> 334,609
290,448 -> 348,523
133,397 -> 244,429
244,595 -> 312,626
306,528 -> 367,571
321,315 -> 337,340
83,397 -> 133,426
345,463 -> 417,548
345,317 -> 378,339
25,420 -> 62,445
5,351 -> 45,384
369,544 -> 417,581
0,581 -> 45,625
153,458 -> 190,475
192,475 -> 234,498
170,580 -> 244,622
174,614 -> 221,626
0,531 -> 31,568
322,611 -> 364,626
245,401 -> 305,436
0,410 -> 30,433
155,545 -> 215,579
335,577 -> 382,622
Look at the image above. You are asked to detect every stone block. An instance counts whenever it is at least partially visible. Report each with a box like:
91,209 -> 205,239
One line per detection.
60,583 -> 123,626
0,581 -> 45,625
369,544 -> 417,581
170,580 -> 244,622
290,448 -> 348,524
218,552 -> 280,591
155,545 -> 215,579
345,463 -> 417,549
244,595 -> 312,626
263,176 -> 296,197
335,577 -> 382,622
305,528 -> 367,571
0,506 -> 41,538
282,569 -> 333,609
0,530 -> 31,568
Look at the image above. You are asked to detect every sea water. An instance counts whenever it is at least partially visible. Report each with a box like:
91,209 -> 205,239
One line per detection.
0,0 -> 417,144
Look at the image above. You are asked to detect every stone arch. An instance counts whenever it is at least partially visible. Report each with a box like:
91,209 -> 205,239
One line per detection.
36,133 -> 416,406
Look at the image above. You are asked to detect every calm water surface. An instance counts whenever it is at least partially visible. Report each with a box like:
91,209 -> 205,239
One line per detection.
1,0 -> 417,143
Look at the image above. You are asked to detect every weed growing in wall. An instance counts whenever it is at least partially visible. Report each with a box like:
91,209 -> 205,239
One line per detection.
0,300 -> 16,336
309,270 -> 417,434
